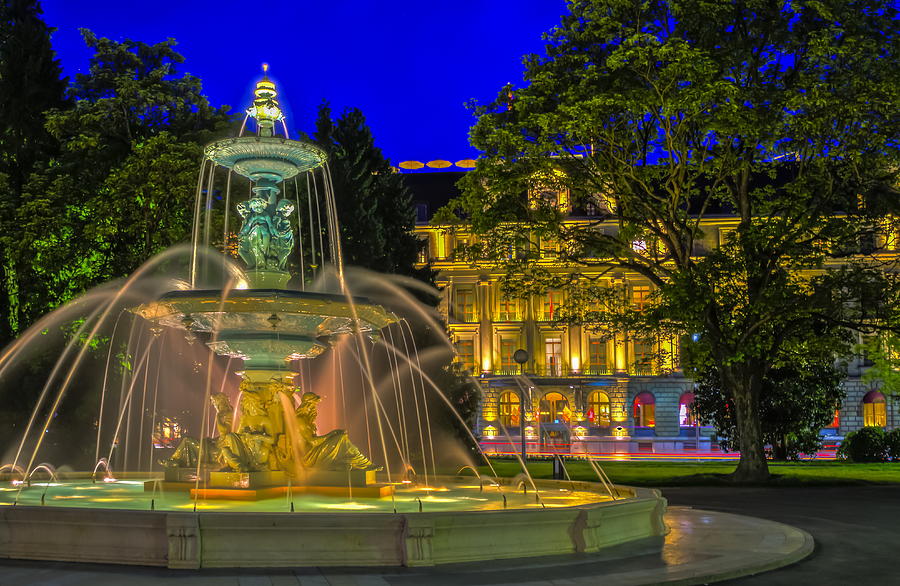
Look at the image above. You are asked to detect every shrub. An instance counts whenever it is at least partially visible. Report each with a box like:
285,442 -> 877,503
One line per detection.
837,427 -> 888,462
885,428 -> 900,462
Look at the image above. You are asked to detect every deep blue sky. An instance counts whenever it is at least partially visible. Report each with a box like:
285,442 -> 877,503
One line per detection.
41,1 -> 567,165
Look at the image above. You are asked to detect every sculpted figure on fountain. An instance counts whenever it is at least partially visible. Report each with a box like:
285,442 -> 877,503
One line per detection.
236,196 -> 295,272
294,392 -> 380,471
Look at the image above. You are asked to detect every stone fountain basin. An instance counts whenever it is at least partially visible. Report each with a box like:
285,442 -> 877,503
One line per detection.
0,477 -> 667,569
204,136 -> 328,180
133,289 -> 397,333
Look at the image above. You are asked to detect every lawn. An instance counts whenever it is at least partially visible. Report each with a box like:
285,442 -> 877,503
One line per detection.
477,458 -> 900,486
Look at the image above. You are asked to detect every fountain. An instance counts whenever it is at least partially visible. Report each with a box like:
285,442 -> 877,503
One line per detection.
0,69 -> 666,569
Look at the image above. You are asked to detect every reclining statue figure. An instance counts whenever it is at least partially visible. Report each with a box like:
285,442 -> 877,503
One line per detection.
293,391 -> 380,471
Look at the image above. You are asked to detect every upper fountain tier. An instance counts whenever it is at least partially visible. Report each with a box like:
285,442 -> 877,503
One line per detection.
204,65 -> 327,183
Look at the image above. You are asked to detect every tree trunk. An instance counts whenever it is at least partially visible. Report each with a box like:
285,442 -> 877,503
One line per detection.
726,366 -> 770,482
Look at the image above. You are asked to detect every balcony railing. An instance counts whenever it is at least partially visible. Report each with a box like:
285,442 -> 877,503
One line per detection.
483,364 -> 658,377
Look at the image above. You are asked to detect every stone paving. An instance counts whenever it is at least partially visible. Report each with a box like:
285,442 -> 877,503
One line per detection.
0,505 -> 812,585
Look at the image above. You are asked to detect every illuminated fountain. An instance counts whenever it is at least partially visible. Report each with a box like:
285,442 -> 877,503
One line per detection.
0,68 -> 666,569
130,70 -> 396,498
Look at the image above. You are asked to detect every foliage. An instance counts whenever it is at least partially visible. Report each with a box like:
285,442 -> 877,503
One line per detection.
482,458 -> 900,486
885,428 -> 900,462
693,350 -> 845,460
312,103 -> 427,280
837,427 -> 888,463
439,0 -> 900,481
7,30 -> 230,329
860,334 -> 900,397
0,0 -> 68,343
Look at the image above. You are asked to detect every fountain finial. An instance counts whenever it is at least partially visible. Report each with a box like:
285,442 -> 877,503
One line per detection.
248,66 -> 282,137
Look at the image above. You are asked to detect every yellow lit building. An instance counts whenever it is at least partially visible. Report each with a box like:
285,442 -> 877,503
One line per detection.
404,168 -> 897,454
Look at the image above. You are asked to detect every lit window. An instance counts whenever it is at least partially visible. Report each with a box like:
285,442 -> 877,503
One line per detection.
497,296 -> 519,321
585,202 -> 599,217
863,391 -> 887,427
632,339 -> 654,375
632,285 -> 651,311
587,391 -> 611,426
543,290 -> 562,320
453,236 -> 469,259
499,338 -> 518,374
542,237 -> 560,259
679,392 -> 697,426
540,392 -> 570,424
587,337 -> 607,374
416,235 -> 429,264
498,391 -> 520,428
455,339 -> 475,373
633,392 -> 656,427
545,337 -> 562,376
454,288 -> 476,322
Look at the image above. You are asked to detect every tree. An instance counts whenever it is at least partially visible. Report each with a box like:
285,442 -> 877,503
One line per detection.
312,103 -> 426,279
0,0 -> 68,344
440,0 -> 900,481
693,346 -> 846,461
861,334 -> 900,397
8,30 -> 229,329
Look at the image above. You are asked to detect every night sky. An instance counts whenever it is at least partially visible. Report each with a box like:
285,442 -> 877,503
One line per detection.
41,1 -> 567,165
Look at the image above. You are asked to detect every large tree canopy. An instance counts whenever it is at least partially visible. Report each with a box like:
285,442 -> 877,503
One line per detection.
0,0 -> 68,343
7,30 -> 230,330
313,103 -> 426,279
440,0 -> 900,480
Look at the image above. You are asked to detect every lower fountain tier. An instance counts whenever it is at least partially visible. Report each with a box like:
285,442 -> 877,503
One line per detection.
131,288 -> 398,361
151,468 -> 392,499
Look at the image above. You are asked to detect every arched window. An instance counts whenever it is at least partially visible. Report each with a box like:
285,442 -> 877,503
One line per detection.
633,392 -> 656,428
679,392 -> 696,427
498,391 -> 520,428
540,392 -> 570,424
863,391 -> 887,427
587,391 -> 611,426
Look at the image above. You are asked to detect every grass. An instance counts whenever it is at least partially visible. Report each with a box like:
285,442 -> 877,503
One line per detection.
477,458 -> 900,487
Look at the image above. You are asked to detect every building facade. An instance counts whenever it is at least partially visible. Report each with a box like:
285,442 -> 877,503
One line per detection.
405,169 -> 898,455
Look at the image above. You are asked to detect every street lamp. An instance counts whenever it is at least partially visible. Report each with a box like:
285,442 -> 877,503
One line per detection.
513,349 -> 530,462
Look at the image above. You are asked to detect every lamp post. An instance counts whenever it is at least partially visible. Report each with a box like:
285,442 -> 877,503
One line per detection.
513,349 -> 529,463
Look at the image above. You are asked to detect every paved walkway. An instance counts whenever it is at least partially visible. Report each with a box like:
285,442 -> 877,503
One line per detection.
663,485 -> 900,584
0,506 -> 812,585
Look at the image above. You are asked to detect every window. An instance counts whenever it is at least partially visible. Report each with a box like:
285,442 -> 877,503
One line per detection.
545,337 -> 563,376
543,290 -> 562,320
537,189 -> 558,207
499,337 -> 518,374
632,339 -> 654,374
497,296 -> 519,321
542,237 -> 560,259
633,392 -> 656,427
632,285 -> 651,311
498,391 -> 521,428
539,392 -> 570,424
415,202 -> 428,222
679,392 -> 697,426
455,339 -> 475,373
454,288 -> 476,322
587,337 -> 607,374
585,201 -> 599,217
416,235 -> 429,264
863,391 -> 887,427
153,417 -> 183,448
453,236 -> 469,259
587,391 -> 611,426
